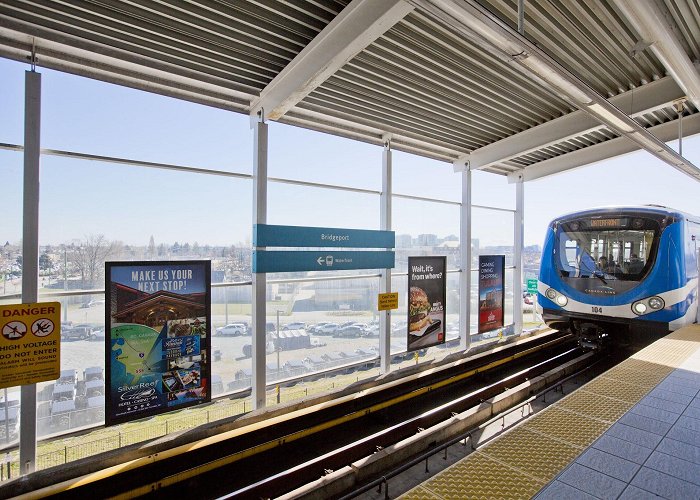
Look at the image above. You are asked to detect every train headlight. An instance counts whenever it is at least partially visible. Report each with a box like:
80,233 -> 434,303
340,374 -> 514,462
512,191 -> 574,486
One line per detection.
556,295 -> 568,306
633,302 -> 648,315
648,297 -> 664,310
545,288 -> 557,300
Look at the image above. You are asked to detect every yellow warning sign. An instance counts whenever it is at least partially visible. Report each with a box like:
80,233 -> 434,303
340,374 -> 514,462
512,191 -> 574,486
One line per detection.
0,302 -> 61,389
378,292 -> 399,311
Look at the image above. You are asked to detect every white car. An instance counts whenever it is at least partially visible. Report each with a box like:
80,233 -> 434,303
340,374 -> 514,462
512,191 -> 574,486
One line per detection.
216,323 -> 246,337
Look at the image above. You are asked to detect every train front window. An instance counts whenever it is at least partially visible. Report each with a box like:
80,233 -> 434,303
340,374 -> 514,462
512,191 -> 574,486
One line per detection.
556,219 -> 658,281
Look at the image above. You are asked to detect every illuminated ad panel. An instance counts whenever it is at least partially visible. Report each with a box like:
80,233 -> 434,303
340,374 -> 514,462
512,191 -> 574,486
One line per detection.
478,255 -> 505,334
105,261 -> 211,426
407,256 -> 446,352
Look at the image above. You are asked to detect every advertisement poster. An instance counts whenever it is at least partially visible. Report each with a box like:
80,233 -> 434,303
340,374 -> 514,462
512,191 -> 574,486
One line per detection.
407,256 -> 446,352
105,261 -> 211,426
478,255 -> 505,334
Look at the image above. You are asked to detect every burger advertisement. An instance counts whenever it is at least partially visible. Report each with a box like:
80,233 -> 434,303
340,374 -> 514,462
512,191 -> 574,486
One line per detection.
407,256 -> 446,352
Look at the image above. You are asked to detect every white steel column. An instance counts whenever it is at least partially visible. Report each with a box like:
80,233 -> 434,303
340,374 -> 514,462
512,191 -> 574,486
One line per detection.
20,69 -> 41,475
513,176 -> 524,335
252,115 -> 268,410
460,168 -> 472,350
379,140 -> 392,374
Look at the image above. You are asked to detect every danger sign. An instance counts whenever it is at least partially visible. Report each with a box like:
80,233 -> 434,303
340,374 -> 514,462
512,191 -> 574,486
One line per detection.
0,302 -> 61,389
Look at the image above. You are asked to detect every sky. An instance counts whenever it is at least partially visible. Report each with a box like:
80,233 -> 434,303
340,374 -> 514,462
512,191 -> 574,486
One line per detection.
1,57 -> 700,249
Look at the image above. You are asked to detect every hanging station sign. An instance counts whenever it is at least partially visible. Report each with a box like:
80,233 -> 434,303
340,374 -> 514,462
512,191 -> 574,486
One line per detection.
252,224 -> 395,273
105,261 -> 211,426
407,256 -> 446,352
478,255 -> 505,334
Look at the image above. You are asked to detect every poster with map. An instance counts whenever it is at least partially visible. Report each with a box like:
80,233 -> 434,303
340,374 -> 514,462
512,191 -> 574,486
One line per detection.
105,261 -> 211,426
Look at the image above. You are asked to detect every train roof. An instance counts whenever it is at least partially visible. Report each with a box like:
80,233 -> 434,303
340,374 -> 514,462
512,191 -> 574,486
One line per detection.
549,205 -> 700,225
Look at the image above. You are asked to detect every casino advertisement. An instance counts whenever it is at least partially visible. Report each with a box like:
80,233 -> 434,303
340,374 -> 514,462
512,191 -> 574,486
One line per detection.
407,256 -> 446,352
105,261 -> 211,426
478,255 -> 505,334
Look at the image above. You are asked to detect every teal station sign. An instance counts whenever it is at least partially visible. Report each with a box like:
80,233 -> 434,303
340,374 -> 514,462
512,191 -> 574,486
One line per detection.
253,224 -> 395,273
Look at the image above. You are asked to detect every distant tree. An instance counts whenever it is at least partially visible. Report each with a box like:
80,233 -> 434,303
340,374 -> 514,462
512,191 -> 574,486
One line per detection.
183,242 -> 191,254
192,241 -> 200,256
172,242 -> 181,254
39,253 -> 52,271
15,255 -> 22,270
157,243 -> 166,257
71,234 -> 119,288
147,235 -> 156,258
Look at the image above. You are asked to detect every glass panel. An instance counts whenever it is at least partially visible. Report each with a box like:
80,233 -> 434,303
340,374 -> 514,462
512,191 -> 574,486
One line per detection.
211,285 -> 252,396
267,182 -> 379,231
263,277 -> 382,404
471,170 -> 515,210
471,206 -> 515,266
392,151 -> 461,202
41,69 -> 251,173
392,198 -> 461,274
268,122 -> 381,190
0,151 -> 23,298
0,58 -> 24,145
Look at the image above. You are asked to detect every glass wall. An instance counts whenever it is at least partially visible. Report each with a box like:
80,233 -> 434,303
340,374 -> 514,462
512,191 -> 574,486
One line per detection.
0,55 -> 526,465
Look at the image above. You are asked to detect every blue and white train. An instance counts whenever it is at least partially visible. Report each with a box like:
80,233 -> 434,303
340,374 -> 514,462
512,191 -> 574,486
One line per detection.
537,206 -> 700,348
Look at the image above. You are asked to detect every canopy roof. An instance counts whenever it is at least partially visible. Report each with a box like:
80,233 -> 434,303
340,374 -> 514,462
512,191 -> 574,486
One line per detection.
1,0 -> 699,181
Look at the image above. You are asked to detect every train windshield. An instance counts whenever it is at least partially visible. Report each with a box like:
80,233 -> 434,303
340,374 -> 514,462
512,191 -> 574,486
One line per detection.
555,216 -> 659,282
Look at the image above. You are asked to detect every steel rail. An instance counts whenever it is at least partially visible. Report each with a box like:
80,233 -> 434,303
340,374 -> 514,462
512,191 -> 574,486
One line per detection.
8,332 -> 569,498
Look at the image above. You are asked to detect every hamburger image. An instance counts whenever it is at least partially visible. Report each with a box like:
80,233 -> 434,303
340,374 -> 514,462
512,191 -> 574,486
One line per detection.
409,286 -> 432,332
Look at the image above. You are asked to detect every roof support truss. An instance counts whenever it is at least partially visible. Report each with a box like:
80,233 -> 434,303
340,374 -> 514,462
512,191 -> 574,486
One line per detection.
466,76 -> 686,171
411,0 -> 700,181
250,0 -> 413,122
613,0 -> 700,108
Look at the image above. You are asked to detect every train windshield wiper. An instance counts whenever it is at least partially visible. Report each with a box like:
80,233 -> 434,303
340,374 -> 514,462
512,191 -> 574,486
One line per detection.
592,271 -> 608,284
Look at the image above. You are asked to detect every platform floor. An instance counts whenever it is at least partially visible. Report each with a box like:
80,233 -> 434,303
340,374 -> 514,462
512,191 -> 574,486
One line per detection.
400,324 -> 700,499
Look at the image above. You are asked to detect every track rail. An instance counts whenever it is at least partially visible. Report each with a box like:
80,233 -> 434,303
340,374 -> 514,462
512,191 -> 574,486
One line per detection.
6,332 -> 576,499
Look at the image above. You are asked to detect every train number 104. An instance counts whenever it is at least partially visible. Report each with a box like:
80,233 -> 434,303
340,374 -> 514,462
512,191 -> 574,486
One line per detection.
591,306 -> 603,314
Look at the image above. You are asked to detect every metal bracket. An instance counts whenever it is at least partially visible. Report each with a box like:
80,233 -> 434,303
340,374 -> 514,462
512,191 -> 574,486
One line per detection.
629,40 -> 652,58
382,133 -> 392,150
28,39 -> 37,71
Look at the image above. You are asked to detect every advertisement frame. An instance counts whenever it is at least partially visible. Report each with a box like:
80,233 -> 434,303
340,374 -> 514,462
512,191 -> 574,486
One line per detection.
105,260 -> 211,426
478,255 -> 505,334
407,256 -> 446,352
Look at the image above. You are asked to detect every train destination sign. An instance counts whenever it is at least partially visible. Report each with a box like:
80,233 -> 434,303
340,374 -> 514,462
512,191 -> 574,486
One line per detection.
254,224 -> 395,249
253,250 -> 395,273
0,302 -> 61,389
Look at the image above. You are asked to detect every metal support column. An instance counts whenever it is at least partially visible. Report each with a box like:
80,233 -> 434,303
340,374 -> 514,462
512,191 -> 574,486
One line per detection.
20,69 -> 41,475
379,139 -> 392,374
460,168 -> 472,350
513,177 -> 525,335
252,113 -> 268,410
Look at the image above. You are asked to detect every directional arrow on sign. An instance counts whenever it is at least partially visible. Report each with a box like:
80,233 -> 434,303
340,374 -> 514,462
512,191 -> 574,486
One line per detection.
317,257 -> 324,266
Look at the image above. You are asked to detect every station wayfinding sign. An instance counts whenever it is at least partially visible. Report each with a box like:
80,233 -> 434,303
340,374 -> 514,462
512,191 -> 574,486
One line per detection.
0,302 -> 61,388
252,224 -> 395,273
254,224 -> 395,248
527,279 -> 538,293
253,250 -> 395,273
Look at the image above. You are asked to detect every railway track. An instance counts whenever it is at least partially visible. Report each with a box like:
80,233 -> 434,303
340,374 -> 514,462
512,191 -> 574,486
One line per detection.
5,331 -> 621,499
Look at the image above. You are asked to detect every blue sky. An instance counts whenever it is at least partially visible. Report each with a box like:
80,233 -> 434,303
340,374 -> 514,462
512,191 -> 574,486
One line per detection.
1,57 -> 699,249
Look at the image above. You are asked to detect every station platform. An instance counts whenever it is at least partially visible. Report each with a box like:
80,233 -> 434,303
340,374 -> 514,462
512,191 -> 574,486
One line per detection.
400,324 -> 700,499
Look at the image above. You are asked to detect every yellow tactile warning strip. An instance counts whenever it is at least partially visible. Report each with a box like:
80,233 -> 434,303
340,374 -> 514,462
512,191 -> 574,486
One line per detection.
399,324 -> 700,500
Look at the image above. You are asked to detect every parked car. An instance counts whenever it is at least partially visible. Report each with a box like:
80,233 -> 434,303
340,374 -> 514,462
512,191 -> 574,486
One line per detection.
62,324 -> 93,341
333,325 -> 364,338
283,322 -> 306,331
315,323 -> 339,335
308,322 -> 331,334
363,324 -> 380,338
216,323 -> 246,337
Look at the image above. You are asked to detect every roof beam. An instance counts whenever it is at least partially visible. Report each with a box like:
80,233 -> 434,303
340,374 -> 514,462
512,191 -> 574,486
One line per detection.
411,0 -> 700,181
467,76 -> 685,170
249,0 -> 413,122
613,0 -> 700,108
507,113 -> 700,183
